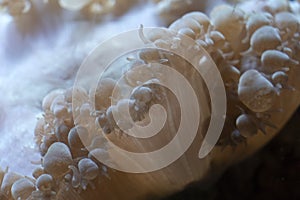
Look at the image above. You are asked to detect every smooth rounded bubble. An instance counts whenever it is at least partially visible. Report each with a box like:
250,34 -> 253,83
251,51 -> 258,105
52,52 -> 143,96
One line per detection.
72,27 -> 226,173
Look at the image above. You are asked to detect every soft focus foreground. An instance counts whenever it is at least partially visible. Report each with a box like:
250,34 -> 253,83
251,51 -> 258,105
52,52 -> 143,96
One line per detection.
0,0 -> 299,200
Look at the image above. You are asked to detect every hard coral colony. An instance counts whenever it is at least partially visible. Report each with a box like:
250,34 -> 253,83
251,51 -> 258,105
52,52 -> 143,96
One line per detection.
0,0 -> 299,200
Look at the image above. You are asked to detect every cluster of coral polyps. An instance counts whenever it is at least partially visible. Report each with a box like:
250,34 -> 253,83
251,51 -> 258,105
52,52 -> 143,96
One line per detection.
167,4 -> 300,146
1,1 -> 300,200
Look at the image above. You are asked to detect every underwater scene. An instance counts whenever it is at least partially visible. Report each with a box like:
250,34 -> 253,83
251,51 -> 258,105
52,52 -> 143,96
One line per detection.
0,0 -> 299,199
